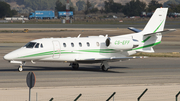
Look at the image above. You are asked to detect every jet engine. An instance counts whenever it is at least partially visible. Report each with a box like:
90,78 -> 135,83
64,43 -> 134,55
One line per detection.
105,37 -> 137,50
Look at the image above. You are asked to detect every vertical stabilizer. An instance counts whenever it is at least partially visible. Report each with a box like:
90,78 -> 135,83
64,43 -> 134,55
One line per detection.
142,8 -> 168,34
132,8 -> 169,53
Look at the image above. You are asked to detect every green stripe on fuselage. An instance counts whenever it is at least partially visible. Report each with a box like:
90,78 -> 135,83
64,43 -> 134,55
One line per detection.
18,51 -> 54,58
142,36 -> 151,43
132,41 -> 161,51
78,49 -> 116,53
18,49 -> 117,58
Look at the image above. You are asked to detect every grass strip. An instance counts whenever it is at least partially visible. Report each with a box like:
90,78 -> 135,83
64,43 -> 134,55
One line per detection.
133,52 -> 180,57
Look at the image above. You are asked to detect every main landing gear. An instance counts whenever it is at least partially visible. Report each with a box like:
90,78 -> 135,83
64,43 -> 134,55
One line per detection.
100,61 -> 110,71
70,63 -> 79,70
70,61 -> 110,71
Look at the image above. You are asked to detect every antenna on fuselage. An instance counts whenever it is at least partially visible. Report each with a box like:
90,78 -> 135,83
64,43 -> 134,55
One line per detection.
77,34 -> 81,38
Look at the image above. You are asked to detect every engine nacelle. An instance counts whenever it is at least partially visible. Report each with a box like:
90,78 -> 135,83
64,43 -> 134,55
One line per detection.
105,37 -> 134,50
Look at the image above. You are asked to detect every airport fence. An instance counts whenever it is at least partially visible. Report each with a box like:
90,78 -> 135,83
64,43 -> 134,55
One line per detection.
1,88 -> 180,101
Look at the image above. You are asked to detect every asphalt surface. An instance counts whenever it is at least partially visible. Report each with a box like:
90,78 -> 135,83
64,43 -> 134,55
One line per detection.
153,42 -> 180,52
0,43 -> 180,88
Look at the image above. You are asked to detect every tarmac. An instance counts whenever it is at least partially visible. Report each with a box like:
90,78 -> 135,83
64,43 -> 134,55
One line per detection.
0,54 -> 180,101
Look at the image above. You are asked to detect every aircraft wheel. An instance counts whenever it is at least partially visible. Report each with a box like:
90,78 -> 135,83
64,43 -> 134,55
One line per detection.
72,63 -> 79,70
18,65 -> 23,72
101,65 -> 108,71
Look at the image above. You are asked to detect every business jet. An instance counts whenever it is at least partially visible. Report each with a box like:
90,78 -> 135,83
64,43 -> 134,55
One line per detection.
4,8 -> 175,72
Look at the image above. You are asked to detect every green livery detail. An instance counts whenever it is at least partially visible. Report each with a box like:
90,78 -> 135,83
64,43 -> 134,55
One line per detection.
142,36 -> 151,43
141,20 -> 164,43
18,51 -> 61,58
18,51 -> 54,58
132,41 -> 161,51
18,49 -> 117,58
61,50 -> 79,54
153,20 -> 164,33
78,49 -> 117,53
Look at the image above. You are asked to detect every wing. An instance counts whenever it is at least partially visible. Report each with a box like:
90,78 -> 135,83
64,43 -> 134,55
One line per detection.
75,56 -> 147,63
144,29 -> 176,36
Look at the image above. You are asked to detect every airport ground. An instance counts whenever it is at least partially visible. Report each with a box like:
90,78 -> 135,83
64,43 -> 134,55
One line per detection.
0,25 -> 180,101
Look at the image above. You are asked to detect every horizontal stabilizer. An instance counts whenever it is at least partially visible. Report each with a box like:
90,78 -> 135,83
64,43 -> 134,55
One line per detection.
128,27 -> 142,33
136,47 -> 154,53
144,29 -> 176,36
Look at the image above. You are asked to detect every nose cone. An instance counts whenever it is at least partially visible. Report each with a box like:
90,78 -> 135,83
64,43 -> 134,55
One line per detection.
4,51 -> 18,60
4,47 -> 23,61
4,53 -> 12,60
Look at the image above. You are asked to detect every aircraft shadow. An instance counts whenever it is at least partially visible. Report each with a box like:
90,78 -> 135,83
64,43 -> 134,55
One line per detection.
0,65 -> 129,73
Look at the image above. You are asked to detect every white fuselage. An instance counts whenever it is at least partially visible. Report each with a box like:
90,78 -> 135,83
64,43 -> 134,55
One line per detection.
4,35 -> 137,63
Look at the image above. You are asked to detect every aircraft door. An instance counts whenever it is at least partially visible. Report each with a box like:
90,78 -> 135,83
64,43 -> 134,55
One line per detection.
52,41 -> 61,59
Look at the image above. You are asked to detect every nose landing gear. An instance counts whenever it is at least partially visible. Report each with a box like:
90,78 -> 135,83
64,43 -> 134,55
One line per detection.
18,65 -> 23,72
18,61 -> 25,72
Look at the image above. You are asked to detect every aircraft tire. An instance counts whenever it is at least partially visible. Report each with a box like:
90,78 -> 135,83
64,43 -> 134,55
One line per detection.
72,63 -> 79,70
101,65 -> 108,71
18,65 -> 23,72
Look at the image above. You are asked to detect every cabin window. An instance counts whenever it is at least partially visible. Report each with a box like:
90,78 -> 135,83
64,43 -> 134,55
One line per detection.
24,42 -> 36,48
79,42 -> 82,47
35,43 -> 39,48
40,44 -> 43,48
71,43 -> 74,47
63,43 -> 66,47
87,42 -> 90,47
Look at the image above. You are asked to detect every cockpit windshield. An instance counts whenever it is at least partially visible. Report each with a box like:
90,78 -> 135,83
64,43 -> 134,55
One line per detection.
35,43 -> 39,48
24,42 -> 43,48
24,42 -> 36,48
